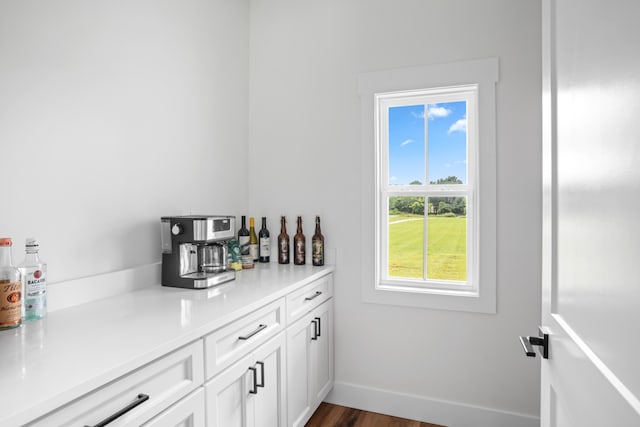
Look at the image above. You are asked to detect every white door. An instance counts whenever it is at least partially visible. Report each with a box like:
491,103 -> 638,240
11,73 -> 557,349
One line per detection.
253,333 -> 287,427
205,353 -> 254,427
540,0 -> 640,425
309,300 -> 334,406
286,313 -> 313,427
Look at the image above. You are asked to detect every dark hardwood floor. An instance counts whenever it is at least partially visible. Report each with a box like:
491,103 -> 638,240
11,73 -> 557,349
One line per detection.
305,403 -> 446,427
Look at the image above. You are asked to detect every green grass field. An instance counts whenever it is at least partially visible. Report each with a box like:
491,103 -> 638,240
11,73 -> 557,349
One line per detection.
388,215 -> 467,281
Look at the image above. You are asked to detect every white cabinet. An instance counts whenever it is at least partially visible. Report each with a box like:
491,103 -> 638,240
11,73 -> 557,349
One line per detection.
205,332 -> 287,427
27,340 -> 204,427
12,269 -> 334,427
287,299 -> 334,427
142,388 -> 206,427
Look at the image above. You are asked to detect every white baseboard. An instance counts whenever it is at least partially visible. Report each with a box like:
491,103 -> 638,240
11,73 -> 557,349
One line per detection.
325,381 -> 539,427
48,263 -> 161,312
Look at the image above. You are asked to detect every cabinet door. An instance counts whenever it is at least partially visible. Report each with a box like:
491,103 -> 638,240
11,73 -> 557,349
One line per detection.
142,388 -> 205,427
206,353 -> 254,427
309,299 -> 333,407
252,332 -> 286,427
286,311 -> 314,427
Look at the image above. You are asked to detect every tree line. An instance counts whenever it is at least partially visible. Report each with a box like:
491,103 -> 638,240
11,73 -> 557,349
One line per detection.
389,176 -> 466,216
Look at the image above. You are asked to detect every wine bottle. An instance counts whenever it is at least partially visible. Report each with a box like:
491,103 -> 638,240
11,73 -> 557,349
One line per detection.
249,217 -> 259,262
312,216 -> 324,266
259,217 -> 270,263
294,216 -> 305,265
238,216 -> 253,269
278,216 -> 290,264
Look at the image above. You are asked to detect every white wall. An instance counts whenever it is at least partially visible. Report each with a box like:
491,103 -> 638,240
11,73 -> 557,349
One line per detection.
248,0 -> 542,424
0,0 -> 249,283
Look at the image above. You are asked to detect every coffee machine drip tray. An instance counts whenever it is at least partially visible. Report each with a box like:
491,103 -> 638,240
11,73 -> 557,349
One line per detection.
182,270 -> 236,289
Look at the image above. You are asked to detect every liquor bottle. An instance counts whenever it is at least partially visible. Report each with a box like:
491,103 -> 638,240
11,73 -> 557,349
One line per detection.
18,238 -> 47,320
249,217 -> 259,262
312,216 -> 325,266
278,216 -> 290,264
259,217 -> 270,263
0,238 -> 22,330
294,216 -> 306,265
238,216 -> 253,269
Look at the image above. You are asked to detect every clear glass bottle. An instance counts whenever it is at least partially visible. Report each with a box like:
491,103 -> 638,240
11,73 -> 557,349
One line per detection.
0,238 -> 22,330
18,238 -> 47,321
249,217 -> 259,262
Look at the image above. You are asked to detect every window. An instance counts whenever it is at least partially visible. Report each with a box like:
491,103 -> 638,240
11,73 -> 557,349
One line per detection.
359,59 -> 498,313
378,86 -> 477,292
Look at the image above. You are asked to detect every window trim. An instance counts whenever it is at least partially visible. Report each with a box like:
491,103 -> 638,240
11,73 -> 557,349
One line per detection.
359,58 -> 498,314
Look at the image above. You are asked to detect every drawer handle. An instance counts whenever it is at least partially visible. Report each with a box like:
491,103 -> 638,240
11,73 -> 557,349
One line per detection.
238,323 -> 267,340
256,361 -> 265,388
304,291 -> 322,301
315,316 -> 322,338
248,361 -> 266,395
84,393 -> 149,427
249,366 -> 259,394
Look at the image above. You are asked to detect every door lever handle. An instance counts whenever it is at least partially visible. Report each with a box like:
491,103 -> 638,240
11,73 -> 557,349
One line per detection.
519,326 -> 549,359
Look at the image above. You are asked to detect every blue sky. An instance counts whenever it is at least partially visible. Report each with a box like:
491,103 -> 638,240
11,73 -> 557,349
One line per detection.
388,101 -> 467,185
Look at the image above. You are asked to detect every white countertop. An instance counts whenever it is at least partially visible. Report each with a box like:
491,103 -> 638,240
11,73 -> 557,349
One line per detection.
0,263 -> 334,426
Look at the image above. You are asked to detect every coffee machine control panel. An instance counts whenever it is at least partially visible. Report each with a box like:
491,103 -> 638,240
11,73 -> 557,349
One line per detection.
161,215 -> 235,252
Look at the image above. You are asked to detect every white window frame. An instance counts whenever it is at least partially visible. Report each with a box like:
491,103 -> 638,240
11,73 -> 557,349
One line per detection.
377,86 -> 478,293
359,58 -> 498,313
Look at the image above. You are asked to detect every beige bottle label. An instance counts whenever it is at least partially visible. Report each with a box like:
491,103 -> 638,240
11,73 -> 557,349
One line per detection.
0,280 -> 22,327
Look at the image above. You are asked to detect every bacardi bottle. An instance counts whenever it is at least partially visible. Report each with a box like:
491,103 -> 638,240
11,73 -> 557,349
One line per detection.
18,238 -> 47,321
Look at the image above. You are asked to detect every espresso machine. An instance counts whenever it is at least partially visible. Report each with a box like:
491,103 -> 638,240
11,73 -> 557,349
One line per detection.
161,215 -> 236,289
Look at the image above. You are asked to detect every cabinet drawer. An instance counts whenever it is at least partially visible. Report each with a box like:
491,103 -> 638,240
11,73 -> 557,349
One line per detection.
28,340 -> 204,427
204,298 -> 285,379
286,275 -> 332,324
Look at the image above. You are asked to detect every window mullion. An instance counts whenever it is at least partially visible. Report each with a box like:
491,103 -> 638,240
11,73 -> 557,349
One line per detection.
423,102 -> 429,281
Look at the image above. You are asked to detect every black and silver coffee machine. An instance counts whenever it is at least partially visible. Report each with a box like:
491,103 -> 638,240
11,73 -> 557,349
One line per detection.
161,215 -> 236,289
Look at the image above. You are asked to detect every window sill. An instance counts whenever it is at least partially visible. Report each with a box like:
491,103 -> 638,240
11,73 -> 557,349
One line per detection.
363,281 -> 495,314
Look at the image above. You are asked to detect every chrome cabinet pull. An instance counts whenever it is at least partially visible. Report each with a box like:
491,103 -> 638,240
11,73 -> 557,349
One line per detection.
238,324 -> 267,340
304,291 -> 322,301
311,319 -> 319,341
84,393 -> 149,427
314,316 -> 321,337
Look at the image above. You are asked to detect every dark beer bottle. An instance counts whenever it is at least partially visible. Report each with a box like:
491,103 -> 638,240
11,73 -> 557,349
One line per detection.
312,216 -> 324,266
294,216 -> 306,265
278,216 -> 290,264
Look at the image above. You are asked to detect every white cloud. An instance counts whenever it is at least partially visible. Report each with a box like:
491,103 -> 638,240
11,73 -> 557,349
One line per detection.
411,111 -> 425,120
428,104 -> 452,119
400,139 -> 414,147
390,176 -> 398,181
448,118 -> 467,134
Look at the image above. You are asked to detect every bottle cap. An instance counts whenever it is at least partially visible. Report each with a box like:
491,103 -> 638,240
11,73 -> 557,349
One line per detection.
0,238 -> 12,246
25,238 -> 39,249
